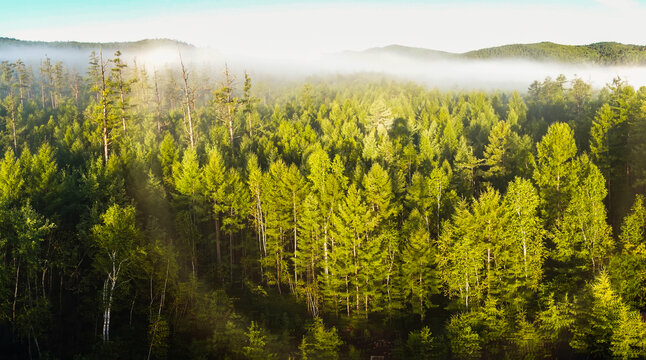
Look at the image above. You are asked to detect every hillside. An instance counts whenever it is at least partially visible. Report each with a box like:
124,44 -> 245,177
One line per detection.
464,41 -> 646,64
345,44 -> 458,61
352,41 -> 646,65
0,37 -> 193,51
0,37 -> 197,69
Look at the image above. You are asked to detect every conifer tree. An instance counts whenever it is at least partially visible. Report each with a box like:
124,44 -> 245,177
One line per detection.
203,147 -> 227,267
533,122 -> 577,225
554,156 -> 613,275
610,195 -> 646,307
503,178 -> 545,292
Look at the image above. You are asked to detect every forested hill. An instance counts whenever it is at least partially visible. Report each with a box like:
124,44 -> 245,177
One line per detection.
0,37 -> 193,51
352,41 -> 646,65
4,37 -> 646,66
0,37 -> 197,68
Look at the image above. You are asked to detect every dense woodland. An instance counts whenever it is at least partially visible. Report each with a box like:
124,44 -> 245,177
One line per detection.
1,51 -> 646,359
463,41 -> 646,65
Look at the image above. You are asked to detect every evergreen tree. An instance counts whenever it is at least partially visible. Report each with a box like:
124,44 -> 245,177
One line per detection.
554,156 -> 613,276
533,122 -> 577,225
299,317 -> 343,360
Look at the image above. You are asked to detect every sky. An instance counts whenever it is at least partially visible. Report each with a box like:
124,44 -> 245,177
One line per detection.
2,0 -> 646,59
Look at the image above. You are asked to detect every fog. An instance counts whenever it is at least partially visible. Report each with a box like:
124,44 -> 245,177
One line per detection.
232,52 -> 646,91
2,42 -> 646,91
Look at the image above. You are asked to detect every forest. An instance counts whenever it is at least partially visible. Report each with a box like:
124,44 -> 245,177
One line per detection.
1,50 -> 646,360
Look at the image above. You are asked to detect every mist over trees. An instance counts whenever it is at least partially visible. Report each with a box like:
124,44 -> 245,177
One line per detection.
1,50 -> 646,359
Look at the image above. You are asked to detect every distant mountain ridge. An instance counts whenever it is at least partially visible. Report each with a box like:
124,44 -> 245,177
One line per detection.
348,41 -> 646,65
0,37 -> 200,70
0,37 -> 194,51
2,38 -> 646,66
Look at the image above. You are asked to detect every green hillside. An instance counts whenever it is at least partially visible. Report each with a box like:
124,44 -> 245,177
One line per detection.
356,41 -> 646,65
464,41 -> 646,64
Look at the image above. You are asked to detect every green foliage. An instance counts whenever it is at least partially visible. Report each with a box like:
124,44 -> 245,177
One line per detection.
447,313 -> 482,360
570,272 -> 622,357
610,304 -> 646,359
1,53 -> 645,360
533,122 -> 577,225
405,327 -> 441,360
554,156 -> 613,275
611,194 -> 646,308
299,317 -> 343,360
243,321 -> 276,360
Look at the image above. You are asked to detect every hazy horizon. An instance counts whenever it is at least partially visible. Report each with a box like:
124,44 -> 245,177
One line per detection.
3,0 -> 646,90
2,36 -> 646,91
3,0 -> 646,58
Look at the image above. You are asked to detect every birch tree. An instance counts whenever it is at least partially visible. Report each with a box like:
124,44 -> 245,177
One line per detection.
92,204 -> 141,342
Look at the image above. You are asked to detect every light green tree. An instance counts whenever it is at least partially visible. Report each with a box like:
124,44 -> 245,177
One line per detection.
92,204 -> 142,342
553,156 -> 613,274
299,317 -> 343,360
533,122 -> 577,225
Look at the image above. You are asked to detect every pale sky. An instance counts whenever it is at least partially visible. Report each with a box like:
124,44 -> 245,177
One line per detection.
2,0 -> 646,59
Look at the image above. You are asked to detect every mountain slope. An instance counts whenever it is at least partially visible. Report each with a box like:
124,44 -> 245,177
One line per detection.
353,41 -> 646,65
464,41 -> 646,64
0,37 -> 199,70
0,37 -> 194,51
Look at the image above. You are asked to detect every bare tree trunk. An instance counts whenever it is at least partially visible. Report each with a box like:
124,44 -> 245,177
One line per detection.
13,257 -> 20,322
179,53 -> 195,149
147,260 -> 169,360
223,65 -> 235,149
100,49 -> 109,163
229,230 -> 234,284
18,77 -> 24,107
154,71 -> 162,134
345,275 -> 350,317
214,213 -> 222,267
10,109 -> 17,151
293,197 -> 298,285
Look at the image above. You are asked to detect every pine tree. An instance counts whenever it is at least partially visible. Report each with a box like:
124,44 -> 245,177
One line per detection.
503,178 -> 545,293
483,120 -> 511,181
331,184 -> 379,317
438,200 -> 486,309
221,168 -> 250,283
401,216 -> 438,319
533,122 -> 577,225
0,149 -> 24,203
202,147 -> 227,267
610,304 -> 646,359
243,322 -> 275,360
299,317 -> 343,360
570,272 -> 622,357
1,94 -> 20,151
295,193 -> 324,315
109,50 -> 134,135
610,195 -> 646,307
158,134 -> 178,188
590,103 -> 614,180
553,156 -> 613,275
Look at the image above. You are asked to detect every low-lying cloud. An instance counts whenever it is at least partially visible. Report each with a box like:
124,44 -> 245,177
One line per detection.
2,42 -> 646,91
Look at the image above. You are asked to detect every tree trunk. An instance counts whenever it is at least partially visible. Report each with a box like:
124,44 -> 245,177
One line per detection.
10,109 -> 17,151
229,230 -> 234,284
100,49 -> 109,163
293,196 -> 298,285
13,257 -> 20,322
179,53 -> 195,149
214,215 -> 222,266
148,260 -> 169,360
